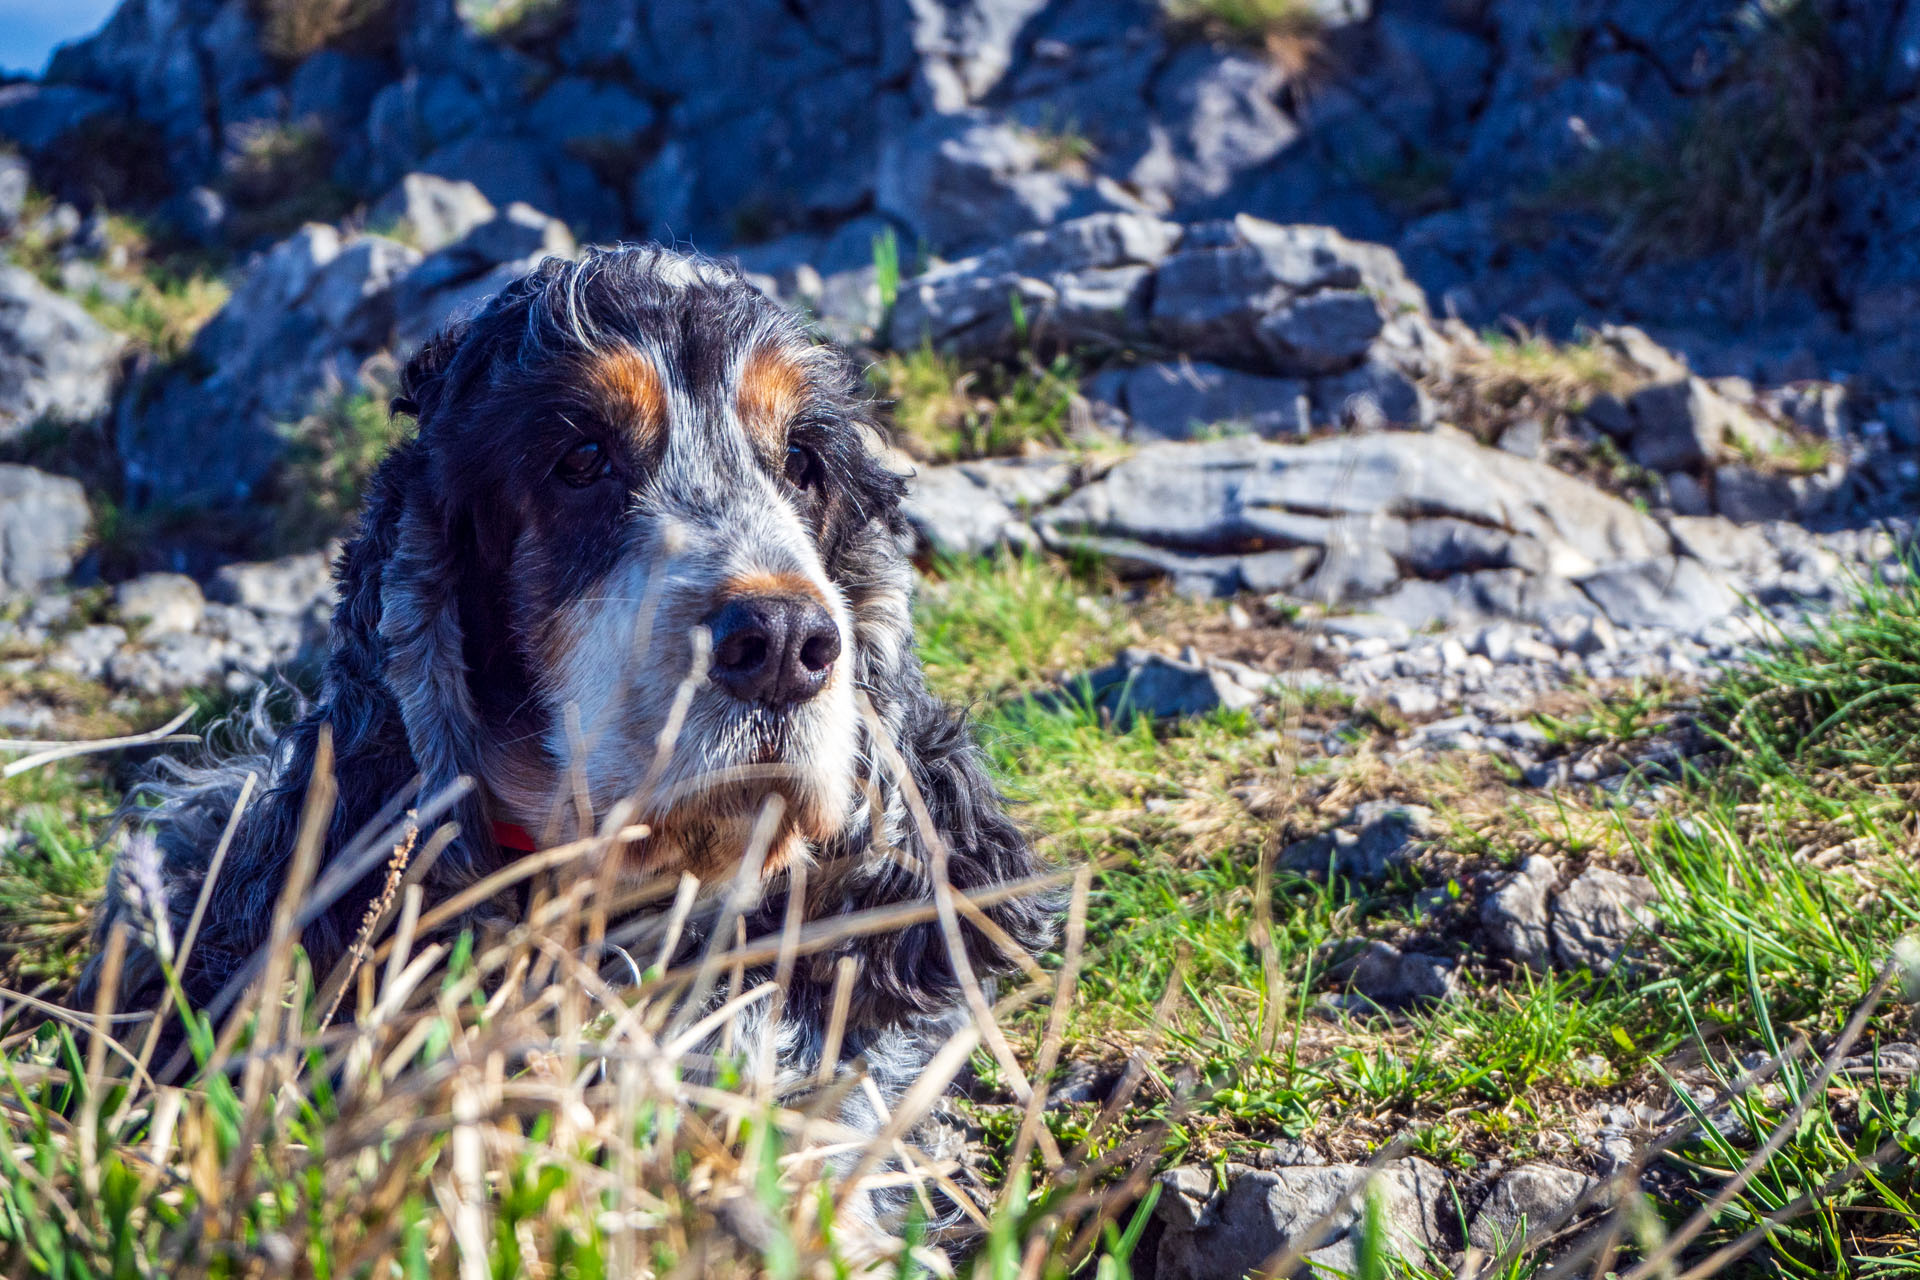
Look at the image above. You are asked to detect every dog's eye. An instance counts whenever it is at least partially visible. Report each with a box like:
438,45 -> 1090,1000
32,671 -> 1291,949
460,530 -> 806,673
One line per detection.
555,441 -> 612,487
784,442 -> 822,491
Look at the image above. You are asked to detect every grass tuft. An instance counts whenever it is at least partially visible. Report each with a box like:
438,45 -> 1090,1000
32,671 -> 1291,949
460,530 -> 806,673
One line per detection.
456,0 -> 570,39
262,378 -> 408,554
870,346 -> 1083,463
255,0 -> 391,59
1458,330 -> 1636,416
1542,0 -> 1893,290
1161,0 -> 1323,45
220,121 -> 353,244
915,554 -> 1130,705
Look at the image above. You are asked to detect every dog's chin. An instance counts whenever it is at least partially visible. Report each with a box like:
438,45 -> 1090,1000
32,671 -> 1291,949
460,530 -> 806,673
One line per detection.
621,711 -> 856,883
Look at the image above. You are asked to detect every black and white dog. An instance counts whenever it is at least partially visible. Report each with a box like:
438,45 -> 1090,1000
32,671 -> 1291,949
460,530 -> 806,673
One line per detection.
82,246 -> 1057,1142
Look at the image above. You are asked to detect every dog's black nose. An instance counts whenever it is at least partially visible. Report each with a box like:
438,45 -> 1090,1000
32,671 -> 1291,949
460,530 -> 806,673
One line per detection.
705,595 -> 841,706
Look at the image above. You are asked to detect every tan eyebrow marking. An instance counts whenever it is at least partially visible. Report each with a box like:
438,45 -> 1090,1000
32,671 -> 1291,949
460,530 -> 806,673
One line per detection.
584,348 -> 665,450
735,345 -> 810,451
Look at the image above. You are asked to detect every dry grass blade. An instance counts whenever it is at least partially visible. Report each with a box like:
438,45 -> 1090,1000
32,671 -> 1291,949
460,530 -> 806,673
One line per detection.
1,707 -> 199,778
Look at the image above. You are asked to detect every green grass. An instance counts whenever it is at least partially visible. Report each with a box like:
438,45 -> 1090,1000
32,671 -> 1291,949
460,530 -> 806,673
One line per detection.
1538,0 -> 1896,291
1463,331 -> 1634,411
0,763 -> 119,990
263,383 -> 408,553
1019,117 -> 1098,173
257,0 -> 390,59
456,0 -> 567,38
914,554 -> 1132,704
926,552 -> 1920,1272
871,227 -> 902,315
870,346 -> 1083,463
1160,0 -> 1323,46
10,547 -> 1920,1272
2,196 -> 230,361
82,266 -> 230,362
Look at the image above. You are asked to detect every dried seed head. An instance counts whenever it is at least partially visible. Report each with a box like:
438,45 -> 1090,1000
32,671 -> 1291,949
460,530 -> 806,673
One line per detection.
120,829 -> 175,965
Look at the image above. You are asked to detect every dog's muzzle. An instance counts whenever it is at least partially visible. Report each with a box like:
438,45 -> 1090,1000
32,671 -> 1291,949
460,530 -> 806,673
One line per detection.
704,594 -> 841,707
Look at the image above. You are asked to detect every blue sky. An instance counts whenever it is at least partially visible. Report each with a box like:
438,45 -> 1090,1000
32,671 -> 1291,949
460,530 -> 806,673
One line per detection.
0,0 -> 120,77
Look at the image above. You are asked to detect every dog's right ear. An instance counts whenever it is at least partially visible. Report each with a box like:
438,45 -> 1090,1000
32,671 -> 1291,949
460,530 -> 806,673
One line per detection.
390,320 -> 470,422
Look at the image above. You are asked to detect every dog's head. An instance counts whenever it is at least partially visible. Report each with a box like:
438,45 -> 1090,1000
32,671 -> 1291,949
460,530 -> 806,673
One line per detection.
359,248 -> 914,878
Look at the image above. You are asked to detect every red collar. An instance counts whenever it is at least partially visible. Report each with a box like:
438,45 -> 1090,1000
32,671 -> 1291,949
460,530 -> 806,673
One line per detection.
493,821 -> 539,852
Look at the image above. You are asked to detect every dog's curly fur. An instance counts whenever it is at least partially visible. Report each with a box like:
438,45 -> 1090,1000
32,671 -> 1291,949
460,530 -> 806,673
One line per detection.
79,246 -> 1058,1184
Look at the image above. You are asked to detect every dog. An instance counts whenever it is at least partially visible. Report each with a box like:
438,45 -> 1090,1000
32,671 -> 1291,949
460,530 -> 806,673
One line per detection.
79,245 -> 1058,1168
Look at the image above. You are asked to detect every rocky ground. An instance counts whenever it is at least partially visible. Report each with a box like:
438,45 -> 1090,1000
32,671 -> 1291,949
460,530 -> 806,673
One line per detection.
4,1 -> 1920,1276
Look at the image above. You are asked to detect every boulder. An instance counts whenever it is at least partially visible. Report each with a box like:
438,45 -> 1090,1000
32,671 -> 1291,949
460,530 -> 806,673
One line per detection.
208,551 -> 335,616
1281,800 -> 1437,883
1479,854 -> 1558,972
888,213 -> 1446,388
1149,217 -> 1428,376
1077,647 -> 1268,721
1039,431 -> 1672,598
876,109 -> 1100,254
108,630 -> 228,695
0,465 -> 90,595
1102,361 -> 1310,441
1627,378 -> 1776,472
47,624 -> 127,682
288,51 -> 388,131
1154,1158 -> 1449,1280
0,264 -> 126,438
113,573 -> 206,635
900,456 -> 1073,558
1368,567 -> 1602,634
526,77 -> 656,155
1665,515 -> 1780,578
391,202 -> 576,348
118,225 -> 417,506
1310,360 -> 1432,429
369,173 -> 497,252
200,601 -> 315,674
1045,532 -> 1309,599
1550,868 -> 1659,975
1128,47 -> 1298,205
888,212 -> 1181,358
1713,464 -> 1842,525
1332,941 -> 1460,1010
0,83 -> 118,152
1468,1164 -> 1596,1252
1576,558 -> 1739,633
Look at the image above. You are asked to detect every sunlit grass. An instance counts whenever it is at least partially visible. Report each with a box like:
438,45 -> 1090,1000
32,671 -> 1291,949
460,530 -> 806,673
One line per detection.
871,346 -> 1082,463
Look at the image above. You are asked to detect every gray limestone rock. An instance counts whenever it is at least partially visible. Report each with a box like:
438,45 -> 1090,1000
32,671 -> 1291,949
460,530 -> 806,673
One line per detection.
1282,800 -> 1438,884
113,573 -> 206,636
1577,558 -> 1739,633
1078,647 -> 1267,721
0,465 -> 90,596
1479,854 -> 1559,971
1468,1163 -> 1596,1252
1550,867 -> 1659,975
368,173 -> 498,253
1155,1158 -> 1449,1279
0,264 -> 125,439
208,551 -> 335,617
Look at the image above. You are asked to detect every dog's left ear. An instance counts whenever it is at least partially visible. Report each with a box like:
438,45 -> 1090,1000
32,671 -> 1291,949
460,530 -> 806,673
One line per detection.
843,692 -> 1061,1019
